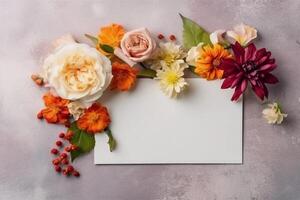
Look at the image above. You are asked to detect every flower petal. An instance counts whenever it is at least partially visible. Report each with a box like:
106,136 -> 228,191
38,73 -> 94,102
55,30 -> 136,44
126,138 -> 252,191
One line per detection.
231,42 -> 245,64
244,43 -> 256,61
263,73 -> 279,84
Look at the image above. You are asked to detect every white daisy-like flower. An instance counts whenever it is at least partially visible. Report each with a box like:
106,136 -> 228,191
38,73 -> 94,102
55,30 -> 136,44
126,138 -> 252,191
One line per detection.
262,102 -> 287,124
149,42 -> 186,70
155,60 -> 188,98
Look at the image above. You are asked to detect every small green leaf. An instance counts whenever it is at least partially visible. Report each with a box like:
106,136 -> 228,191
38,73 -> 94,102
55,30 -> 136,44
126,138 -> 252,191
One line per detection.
99,44 -> 114,54
85,34 -> 99,46
69,122 -> 95,161
104,128 -> 117,152
179,13 -> 211,49
137,68 -> 157,78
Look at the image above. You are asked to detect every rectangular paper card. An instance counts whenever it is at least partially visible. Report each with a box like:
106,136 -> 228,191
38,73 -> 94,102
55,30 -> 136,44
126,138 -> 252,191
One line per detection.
94,78 -> 243,164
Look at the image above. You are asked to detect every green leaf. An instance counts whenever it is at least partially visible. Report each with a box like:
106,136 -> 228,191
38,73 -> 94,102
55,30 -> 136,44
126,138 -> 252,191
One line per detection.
104,128 -> 117,152
179,13 -> 211,49
85,34 -> 99,46
99,44 -> 114,54
137,68 -> 157,78
69,122 -> 95,161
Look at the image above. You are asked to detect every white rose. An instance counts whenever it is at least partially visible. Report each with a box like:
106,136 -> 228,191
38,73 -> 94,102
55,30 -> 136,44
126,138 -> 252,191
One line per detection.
186,43 -> 203,66
262,102 -> 287,124
43,43 -> 112,103
227,23 -> 257,46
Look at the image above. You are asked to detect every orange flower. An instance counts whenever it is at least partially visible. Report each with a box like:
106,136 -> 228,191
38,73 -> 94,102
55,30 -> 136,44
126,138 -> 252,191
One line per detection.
110,62 -> 139,91
195,44 -> 232,80
77,103 -> 111,134
97,24 -> 125,55
39,93 -> 70,124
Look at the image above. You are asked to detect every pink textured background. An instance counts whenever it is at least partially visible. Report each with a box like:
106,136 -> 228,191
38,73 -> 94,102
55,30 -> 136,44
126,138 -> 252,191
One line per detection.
0,0 -> 300,199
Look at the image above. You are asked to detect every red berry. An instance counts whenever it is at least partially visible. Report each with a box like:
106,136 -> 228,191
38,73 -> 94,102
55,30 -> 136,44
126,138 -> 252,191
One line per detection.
65,131 -> 74,140
62,169 -> 70,176
37,111 -> 43,119
67,165 -> 74,172
71,145 -> 78,151
52,158 -> 60,165
60,152 -> 67,159
56,140 -> 63,147
61,158 -> 69,165
59,132 -> 65,139
50,148 -> 59,155
54,165 -> 61,172
169,34 -> 176,41
157,34 -> 164,39
65,121 -> 71,128
65,146 -> 71,152
73,171 -> 80,177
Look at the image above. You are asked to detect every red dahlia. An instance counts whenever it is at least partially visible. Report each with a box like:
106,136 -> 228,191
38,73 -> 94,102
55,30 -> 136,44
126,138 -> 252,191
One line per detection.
219,42 -> 279,101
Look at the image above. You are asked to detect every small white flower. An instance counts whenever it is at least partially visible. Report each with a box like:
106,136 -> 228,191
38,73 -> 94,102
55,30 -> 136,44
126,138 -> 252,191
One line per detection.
155,60 -> 188,98
227,23 -> 257,46
149,42 -> 186,70
67,101 -> 86,120
209,29 -> 226,45
186,42 -> 203,66
262,102 -> 287,124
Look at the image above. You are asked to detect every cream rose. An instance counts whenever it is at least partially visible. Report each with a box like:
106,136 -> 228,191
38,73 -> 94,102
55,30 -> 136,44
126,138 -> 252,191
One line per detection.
120,28 -> 156,62
42,43 -> 112,103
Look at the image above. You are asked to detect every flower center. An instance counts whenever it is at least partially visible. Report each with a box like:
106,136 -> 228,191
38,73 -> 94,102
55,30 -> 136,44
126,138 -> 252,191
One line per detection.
212,59 -> 220,67
166,72 -> 180,84
62,55 -> 98,92
242,61 -> 256,73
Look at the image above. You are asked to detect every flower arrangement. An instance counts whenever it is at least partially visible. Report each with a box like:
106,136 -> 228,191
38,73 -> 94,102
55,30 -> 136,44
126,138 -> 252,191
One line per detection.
31,14 -> 284,177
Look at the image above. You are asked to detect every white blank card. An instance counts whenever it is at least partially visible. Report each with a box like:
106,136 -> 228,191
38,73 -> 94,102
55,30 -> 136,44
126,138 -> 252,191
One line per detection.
95,79 -> 243,164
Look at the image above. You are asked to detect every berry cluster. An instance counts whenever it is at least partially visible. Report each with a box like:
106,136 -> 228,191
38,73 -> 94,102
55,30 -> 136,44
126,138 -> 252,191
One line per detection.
50,131 -> 80,177
157,34 -> 176,41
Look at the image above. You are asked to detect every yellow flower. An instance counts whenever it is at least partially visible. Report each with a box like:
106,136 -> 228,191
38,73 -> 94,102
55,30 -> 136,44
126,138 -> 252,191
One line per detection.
155,60 -> 188,98
195,44 -> 231,80
149,42 -> 186,70
98,24 -> 125,48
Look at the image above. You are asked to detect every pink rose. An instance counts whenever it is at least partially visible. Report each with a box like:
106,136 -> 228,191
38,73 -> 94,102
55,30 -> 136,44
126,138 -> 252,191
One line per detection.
120,28 -> 156,62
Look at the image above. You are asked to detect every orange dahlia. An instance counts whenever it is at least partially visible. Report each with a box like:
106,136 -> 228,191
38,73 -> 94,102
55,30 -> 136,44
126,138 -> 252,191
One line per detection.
77,103 -> 111,134
97,24 -> 125,53
110,62 -> 139,91
39,93 -> 70,124
195,44 -> 232,80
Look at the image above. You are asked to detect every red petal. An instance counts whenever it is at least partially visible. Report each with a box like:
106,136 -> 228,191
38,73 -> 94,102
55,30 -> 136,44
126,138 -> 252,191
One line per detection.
231,85 -> 243,101
252,85 -> 266,100
232,42 -> 245,64
244,43 -> 256,61
263,73 -> 279,84
221,77 -> 235,89
240,79 -> 248,92
255,48 -> 267,62
259,63 -> 277,73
